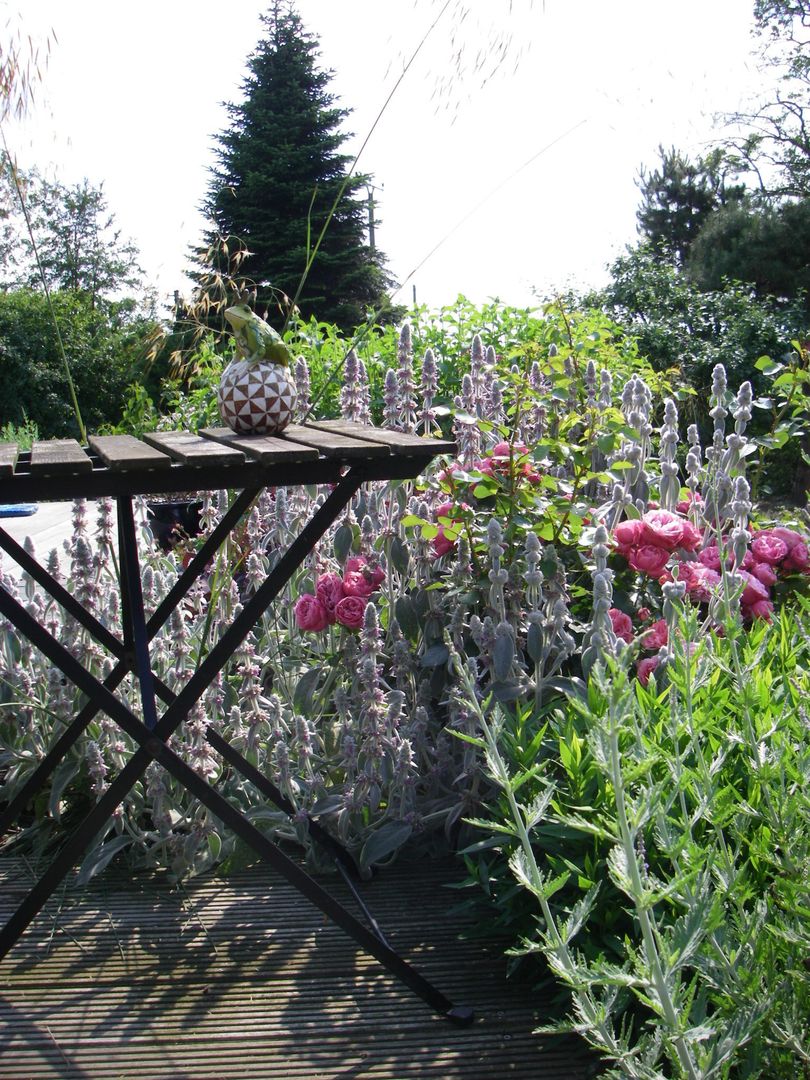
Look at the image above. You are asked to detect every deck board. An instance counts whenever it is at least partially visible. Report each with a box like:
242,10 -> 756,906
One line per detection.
0,855 -> 599,1079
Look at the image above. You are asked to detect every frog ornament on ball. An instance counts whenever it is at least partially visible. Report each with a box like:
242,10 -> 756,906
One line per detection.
217,302 -> 297,435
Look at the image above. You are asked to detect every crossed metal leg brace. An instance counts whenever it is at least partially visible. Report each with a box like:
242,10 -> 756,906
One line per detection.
0,478 -> 473,1026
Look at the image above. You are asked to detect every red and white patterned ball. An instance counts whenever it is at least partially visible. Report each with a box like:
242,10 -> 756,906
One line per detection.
217,360 -> 297,435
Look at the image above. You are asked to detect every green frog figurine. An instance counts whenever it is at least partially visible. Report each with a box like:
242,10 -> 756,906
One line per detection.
218,302 -> 297,435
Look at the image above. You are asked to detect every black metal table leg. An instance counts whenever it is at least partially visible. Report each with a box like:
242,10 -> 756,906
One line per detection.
0,471 -> 474,1025
0,487 -> 260,838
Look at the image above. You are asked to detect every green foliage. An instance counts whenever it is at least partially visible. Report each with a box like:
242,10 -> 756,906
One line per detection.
686,197 -> 810,305
0,288 -> 155,438
0,416 -> 38,449
197,0 -> 394,333
636,146 -> 745,265
584,246 -> 807,433
461,600 -> 810,1076
0,162 -> 148,310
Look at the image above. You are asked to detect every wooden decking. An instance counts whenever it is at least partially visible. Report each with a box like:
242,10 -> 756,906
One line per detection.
0,854 -> 600,1079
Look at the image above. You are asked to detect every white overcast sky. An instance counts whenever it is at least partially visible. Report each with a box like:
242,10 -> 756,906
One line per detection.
6,0 -> 767,316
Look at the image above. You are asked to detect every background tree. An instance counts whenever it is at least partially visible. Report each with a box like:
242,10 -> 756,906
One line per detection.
685,196 -> 810,301
197,0 -> 395,333
636,146 -> 746,263
0,289 -> 152,438
0,164 -> 148,311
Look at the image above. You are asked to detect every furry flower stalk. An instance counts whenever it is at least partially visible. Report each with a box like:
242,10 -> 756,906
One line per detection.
395,322 -> 417,433
581,524 -> 619,679
419,346 -> 439,435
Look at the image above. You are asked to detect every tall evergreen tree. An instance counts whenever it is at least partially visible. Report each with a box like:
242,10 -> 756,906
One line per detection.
197,1 -> 394,332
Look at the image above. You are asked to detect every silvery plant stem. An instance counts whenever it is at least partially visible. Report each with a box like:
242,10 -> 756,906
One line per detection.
602,672 -> 700,1080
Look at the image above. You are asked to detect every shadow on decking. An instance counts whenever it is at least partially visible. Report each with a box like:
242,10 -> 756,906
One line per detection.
0,854 -> 601,1079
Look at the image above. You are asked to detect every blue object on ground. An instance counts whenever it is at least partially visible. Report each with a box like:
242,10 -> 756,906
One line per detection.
0,504 -> 38,517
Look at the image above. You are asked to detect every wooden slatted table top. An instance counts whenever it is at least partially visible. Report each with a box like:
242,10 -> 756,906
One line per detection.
0,422 -> 455,503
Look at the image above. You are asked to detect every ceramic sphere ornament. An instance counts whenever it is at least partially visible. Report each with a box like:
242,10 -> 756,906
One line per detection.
217,302 -> 297,435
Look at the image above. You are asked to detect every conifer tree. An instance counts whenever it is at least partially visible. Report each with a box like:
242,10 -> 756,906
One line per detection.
198,1 -> 394,332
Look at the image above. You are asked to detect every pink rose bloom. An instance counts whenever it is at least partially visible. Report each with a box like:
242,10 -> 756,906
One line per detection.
627,544 -> 671,577
346,555 -> 386,588
342,570 -> 375,598
637,655 -> 661,687
783,540 -> 809,572
679,562 -> 721,602
609,607 -> 634,644
678,520 -> 702,552
432,501 -> 462,557
641,509 -> 685,550
315,572 -> 344,621
642,619 -> 668,651
750,561 -> 778,586
614,518 -> 645,552
432,529 -> 456,557
636,606 -> 652,622
294,594 -> 330,632
751,534 -> 789,566
738,571 -> 770,608
334,595 -> 367,630
676,492 -> 703,515
698,545 -> 722,571
768,526 -> 804,549
747,599 -> 775,621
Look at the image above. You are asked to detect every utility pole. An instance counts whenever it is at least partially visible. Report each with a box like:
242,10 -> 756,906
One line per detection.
366,184 -> 383,251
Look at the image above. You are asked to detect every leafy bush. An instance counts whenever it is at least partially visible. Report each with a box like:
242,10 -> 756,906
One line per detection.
0,288 -> 157,439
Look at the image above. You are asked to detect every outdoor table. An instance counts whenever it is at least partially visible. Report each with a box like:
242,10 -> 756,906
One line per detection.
0,421 -> 473,1025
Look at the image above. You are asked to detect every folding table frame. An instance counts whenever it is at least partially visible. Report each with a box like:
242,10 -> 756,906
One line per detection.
0,421 -> 472,1025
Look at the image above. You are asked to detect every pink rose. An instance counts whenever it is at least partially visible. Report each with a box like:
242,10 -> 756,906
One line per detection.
626,544 -> 671,577
342,570 -> 375,598
316,572 -> 344,621
641,509 -> 685,551
751,534 -> 789,565
613,518 -> 645,552
768,526 -> 804,549
637,655 -> 661,687
747,599 -> 774,621
739,571 -> 770,609
636,607 -> 652,622
334,595 -> 367,630
676,492 -> 703,515
750,561 -> 778,586
698,545 -> 722,571
783,540 -> 809,572
432,529 -> 457,557
642,619 -> 668,651
678,520 -> 702,552
678,562 -> 721,602
294,594 -> 330,632
609,607 -> 634,644
346,555 -> 385,588
432,501 -> 463,557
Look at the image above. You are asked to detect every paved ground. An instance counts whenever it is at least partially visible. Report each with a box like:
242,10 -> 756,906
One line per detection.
0,501 -> 117,580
